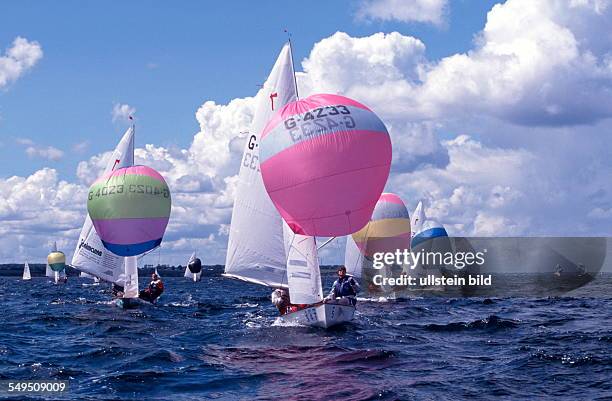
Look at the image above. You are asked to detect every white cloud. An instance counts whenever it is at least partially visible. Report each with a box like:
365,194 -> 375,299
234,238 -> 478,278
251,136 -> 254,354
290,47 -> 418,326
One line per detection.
416,0 -> 612,126
0,168 -> 86,262
25,146 -> 64,161
111,103 -> 136,123
356,0 -> 449,26
15,138 -> 64,161
72,140 -> 89,153
15,137 -> 35,146
0,37 -> 43,88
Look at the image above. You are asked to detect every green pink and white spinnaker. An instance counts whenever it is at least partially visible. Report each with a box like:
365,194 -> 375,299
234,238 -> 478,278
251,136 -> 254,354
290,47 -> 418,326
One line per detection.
259,93 -> 392,237
87,165 -> 171,257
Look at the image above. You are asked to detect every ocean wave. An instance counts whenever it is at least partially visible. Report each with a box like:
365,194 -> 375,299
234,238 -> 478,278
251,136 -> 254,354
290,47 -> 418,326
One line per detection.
425,315 -> 520,332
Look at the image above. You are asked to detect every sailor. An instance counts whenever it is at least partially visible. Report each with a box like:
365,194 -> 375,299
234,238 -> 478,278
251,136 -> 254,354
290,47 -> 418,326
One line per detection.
271,288 -> 291,315
112,284 -> 125,298
139,273 -> 164,303
325,266 -> 360,306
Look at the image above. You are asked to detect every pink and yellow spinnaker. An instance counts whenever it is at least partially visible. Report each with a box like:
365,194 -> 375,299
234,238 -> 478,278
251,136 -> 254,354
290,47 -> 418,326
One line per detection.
87,165 -> 171,257
259,93 -> 392,237
352,193 -> 411,256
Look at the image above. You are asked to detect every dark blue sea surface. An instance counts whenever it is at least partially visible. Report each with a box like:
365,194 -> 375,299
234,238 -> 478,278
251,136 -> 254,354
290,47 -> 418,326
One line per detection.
0,270 -> 610,401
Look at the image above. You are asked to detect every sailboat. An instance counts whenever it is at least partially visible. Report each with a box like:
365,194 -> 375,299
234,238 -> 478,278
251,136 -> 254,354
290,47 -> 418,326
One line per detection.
345,193 -> 411,299
184,252 -> 202,282
47,242 -> 67,284
22,262 -> 31,281
70,125 -> 142,307
74,123 -> 171,308
223,41 -> 355,328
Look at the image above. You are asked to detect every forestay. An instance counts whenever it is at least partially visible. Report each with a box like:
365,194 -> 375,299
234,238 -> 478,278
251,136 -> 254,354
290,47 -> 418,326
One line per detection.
224,43 -> 298,288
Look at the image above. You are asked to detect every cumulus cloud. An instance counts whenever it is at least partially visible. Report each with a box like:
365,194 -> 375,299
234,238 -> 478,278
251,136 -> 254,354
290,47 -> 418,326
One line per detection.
15,138 -> 64,161
0,168 -> 86,262
25,146 -> 63,161
418,0 -> 612,126
72,141 -> 89,153
111,103 -> 136,123
0,36 -> 43,88
356,0 -> 448,26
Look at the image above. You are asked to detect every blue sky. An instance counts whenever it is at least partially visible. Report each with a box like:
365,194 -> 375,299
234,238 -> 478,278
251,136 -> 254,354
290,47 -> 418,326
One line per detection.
1,0 -> 612,266
0,0 -> 499,180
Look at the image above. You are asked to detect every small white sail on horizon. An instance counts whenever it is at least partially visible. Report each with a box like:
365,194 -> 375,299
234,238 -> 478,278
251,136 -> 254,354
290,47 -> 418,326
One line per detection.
22,262 -> 31,281
411,201 -> 425,241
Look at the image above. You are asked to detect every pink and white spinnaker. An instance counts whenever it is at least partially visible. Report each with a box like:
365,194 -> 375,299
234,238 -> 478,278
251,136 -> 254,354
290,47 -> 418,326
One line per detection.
259,94 -> 392,237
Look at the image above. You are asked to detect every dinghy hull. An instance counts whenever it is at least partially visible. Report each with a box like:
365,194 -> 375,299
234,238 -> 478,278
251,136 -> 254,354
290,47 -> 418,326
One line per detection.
280,303 -> 355,329
113,297 -> 156,309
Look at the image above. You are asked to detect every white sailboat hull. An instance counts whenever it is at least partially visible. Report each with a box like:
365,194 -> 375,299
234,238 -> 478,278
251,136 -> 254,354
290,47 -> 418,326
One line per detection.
279,303 -> 355,329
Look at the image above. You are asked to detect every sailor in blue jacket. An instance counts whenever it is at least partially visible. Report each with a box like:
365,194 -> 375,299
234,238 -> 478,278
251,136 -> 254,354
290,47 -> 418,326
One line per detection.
324,266 -> 360,306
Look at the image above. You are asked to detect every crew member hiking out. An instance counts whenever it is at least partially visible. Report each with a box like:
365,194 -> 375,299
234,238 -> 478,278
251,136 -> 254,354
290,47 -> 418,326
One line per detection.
139,273 -> 164,303
324,266 -> 360,306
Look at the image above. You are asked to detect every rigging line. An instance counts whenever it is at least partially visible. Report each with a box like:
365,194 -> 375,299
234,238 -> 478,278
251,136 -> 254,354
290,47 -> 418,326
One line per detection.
317,237 -> 336,251
351,214 -> 372,275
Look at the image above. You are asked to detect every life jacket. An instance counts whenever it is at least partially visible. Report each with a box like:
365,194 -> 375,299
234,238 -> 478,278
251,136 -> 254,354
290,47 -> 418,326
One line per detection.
333,276 -> 357,298
149,279 -> 164,295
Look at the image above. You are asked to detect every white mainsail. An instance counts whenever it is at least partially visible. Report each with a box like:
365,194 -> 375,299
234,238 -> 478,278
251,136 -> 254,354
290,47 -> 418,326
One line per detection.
71,127 -> 134,285
22,262 -> 31,280
411,201 -> 425,241
224,42 -> 298,288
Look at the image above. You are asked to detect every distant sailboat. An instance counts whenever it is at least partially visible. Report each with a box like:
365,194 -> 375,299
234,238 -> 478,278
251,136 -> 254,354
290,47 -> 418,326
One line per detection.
22,262 -> 31,281
223,41 -> 354,328
345,193 -> 411,299
47,242 -> 67,284
184,252 -> 202,282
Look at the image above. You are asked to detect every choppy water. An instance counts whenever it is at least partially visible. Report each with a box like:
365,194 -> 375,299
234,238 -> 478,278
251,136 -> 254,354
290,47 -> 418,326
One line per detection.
0,270 -> 610,400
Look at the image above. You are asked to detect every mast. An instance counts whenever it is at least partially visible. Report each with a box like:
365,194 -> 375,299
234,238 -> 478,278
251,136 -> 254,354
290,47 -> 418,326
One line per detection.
124,115 -> 138,298
286,32 -> 300,100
